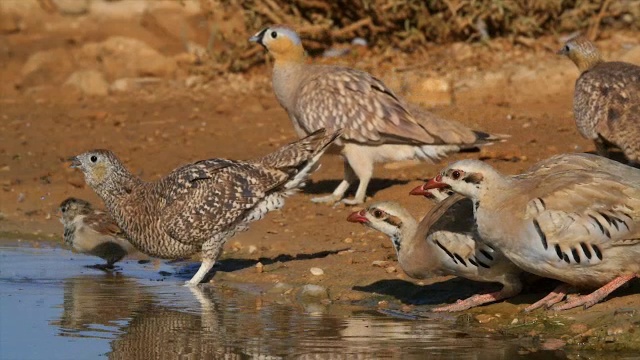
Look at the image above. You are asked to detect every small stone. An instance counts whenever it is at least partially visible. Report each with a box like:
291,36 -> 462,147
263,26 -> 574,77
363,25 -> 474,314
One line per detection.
343,237 -> 353,244
604,336 -> 616,343
377,300 -> 389,308
267,282 -> 294,294
17,193 -> 25,203
474,314 -> 495,324
511,318 -> 519,325
310,267 -> 324,276
385,266 -> 397,273
372,260 -> 390,268
255,262 -> 264,273
248,245 -> 257,254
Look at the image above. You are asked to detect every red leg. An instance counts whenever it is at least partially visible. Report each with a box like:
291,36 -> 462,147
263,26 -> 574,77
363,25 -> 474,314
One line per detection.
553,274 -> 636,311
524,284 -> 570,312
432,291 -> 509,312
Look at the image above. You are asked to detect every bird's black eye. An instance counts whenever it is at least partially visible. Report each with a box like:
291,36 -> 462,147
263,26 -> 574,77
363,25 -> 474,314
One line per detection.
270,31 -> 277,39
564,45 -> 570,52
90,155 -> 97,163
61,206 -> 66,213
373,209 -> 384,218
452,170 -> 461,180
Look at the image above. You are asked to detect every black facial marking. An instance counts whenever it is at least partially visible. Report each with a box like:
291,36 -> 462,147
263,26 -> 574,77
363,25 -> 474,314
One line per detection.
463,173 -> 483,184
537,197 -> 546,209
468,258 -> 478,267
476,258 -> 490,268
563,253 -> 570,264
533,219 -> 548,250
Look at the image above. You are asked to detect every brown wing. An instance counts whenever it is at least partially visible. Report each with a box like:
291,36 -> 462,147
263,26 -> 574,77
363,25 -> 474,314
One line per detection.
294,66 -> 447,145
84,210 -> 126,238
158,159 -> 289,245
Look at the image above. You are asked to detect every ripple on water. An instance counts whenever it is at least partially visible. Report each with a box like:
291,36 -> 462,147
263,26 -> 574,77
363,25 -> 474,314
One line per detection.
0,239 -> 582,359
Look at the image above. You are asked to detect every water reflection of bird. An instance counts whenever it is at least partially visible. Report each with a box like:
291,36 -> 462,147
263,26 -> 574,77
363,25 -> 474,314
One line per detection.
53,275 -> 152,334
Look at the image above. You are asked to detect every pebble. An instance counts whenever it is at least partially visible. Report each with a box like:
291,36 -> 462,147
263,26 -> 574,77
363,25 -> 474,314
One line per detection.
343,237 -> 353,244
255,262 -> 264,273
474,314 -> 495,324
385,266 -> 397,273
310,267 -> 324,276
372,260 -> 390,267
248,245 -> 257,254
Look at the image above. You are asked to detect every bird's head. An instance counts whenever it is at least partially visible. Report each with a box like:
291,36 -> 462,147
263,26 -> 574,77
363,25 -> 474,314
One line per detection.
69,149 -> 128,195
58,197 -> 93,224
250,25 -> 305,63
347,201 -> 413,244
409,183 -> 455,203
423,160 -> 501,200
557,36 -> 603,72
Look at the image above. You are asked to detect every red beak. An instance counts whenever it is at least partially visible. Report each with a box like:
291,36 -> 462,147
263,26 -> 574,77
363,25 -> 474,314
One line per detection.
409,183 -> 429,196
347,210 -> 369,223
423,175 -> 449,190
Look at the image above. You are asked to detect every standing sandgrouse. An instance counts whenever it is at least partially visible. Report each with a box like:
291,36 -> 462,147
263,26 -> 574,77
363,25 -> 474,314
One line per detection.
250,25 -> 508,205
59,197 -> 142,269
348,195 -> 522,312
422,153 -> 640,311
70,129 -> 341,285
559,36 -> 640,165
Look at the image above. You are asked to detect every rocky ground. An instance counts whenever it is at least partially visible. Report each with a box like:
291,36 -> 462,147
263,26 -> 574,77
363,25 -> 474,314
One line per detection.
2,0 -> 640,355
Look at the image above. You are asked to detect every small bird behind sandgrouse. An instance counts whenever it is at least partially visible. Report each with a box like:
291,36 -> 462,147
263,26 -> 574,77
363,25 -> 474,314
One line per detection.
558,36 -> 640,165
59,197 -> 141,269
251,25 -> 508,205
70,129 -> 341,285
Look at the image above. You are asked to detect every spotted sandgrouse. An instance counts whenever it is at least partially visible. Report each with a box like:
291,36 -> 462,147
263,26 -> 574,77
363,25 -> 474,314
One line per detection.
251,25 -> 508,205
559,36 -> 640,165
70,129 -> 341,285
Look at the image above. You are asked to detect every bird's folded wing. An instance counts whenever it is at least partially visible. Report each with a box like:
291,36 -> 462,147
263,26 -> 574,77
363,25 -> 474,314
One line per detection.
295,67 -> 444,145
519,170 -> 640,265
84,210 -> 125,238
158,159 -> 288,245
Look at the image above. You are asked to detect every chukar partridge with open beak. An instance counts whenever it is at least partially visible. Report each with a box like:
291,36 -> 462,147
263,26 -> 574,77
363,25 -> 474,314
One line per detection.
347,191 -> 522,311
422,153 -> 640,311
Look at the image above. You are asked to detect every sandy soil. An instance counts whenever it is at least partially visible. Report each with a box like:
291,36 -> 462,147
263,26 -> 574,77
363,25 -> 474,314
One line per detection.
1,8 -> 640,353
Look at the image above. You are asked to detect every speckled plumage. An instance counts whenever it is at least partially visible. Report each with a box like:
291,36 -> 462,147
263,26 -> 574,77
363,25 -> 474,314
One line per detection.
70,129 -> 340,285
426,154 -> 640,310
251,25 -> 508,204
59,197 -> 140,268
559,37 -> 640,164
349,194 -> 521,311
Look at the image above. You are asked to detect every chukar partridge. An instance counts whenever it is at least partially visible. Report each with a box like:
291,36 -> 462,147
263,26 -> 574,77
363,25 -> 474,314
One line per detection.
250,25 -> 508,205
347,194 -> 522,311
559,36 -> 640,165
70,129 -> 341,285
59,197 -> 141,269
423,153 -> 640,311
